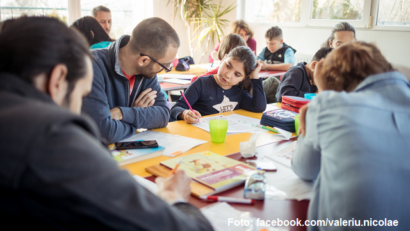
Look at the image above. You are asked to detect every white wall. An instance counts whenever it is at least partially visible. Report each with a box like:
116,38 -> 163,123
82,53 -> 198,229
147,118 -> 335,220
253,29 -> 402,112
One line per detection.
153,0 -> 410,68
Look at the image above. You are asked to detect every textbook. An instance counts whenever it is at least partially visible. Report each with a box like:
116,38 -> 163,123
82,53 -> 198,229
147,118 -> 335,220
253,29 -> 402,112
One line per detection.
111,146 -> 165,166
159,151 -> 256,195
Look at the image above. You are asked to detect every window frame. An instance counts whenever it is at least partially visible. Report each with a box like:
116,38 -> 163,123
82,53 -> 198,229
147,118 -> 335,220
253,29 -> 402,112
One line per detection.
238,0 -> 410,31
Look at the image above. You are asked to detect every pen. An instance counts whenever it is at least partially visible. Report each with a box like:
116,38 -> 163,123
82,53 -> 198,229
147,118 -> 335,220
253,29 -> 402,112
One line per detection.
180,91 -> 199,122
168,159 -> 182,177
200,196 -> 255,204
261,126 -> 279,133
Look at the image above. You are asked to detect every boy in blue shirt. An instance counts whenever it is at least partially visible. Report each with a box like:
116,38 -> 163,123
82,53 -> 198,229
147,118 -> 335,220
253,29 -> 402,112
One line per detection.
257,26 -> 296,71
275,47 -> 333,102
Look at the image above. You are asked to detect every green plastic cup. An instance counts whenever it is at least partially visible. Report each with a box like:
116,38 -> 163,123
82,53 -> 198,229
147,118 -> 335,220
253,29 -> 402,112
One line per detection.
294,114 -> 300,135
209,119 -> 229,143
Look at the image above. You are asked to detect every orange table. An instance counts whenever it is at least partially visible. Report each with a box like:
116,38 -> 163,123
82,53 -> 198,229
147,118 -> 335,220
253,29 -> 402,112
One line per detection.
121,109 -> 309,231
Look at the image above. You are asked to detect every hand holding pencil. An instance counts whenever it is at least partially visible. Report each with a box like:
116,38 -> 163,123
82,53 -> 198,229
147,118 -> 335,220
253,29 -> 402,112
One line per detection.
180,91 -> 201,124
182,110 -> 201,124
156,170 -> 191,204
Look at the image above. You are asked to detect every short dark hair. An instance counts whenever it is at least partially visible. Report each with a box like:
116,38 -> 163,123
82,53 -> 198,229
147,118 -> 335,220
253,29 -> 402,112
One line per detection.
129,17 -> 180,58
71,16 -> 112,46
265,26 -> 283,40
92,5 -> 111,17
312,47 -> 333,62
0,16 -> 91,95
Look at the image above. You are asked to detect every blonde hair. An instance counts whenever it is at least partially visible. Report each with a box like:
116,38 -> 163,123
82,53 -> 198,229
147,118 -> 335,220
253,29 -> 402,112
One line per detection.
231,20 -> 253,39
319,41 -> 393,92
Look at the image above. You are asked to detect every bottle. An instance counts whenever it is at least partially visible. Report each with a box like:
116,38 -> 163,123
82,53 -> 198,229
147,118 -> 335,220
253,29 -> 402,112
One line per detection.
244,168 -> 266,200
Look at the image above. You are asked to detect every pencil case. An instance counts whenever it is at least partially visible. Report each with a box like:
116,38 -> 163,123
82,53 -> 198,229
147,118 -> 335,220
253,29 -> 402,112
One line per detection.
260,109 -> 298,132
281,96 -> 310,113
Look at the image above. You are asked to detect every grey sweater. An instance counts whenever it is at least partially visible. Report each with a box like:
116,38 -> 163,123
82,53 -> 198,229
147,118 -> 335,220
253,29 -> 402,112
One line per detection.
82,35 -> 169,143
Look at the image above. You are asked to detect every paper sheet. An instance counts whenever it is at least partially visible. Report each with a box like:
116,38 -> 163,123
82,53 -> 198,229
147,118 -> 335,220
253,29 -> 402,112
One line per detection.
158,74 -> 196,79
264,159 -> 313,201
192,114 -> 267,134
161,79 -> 191,84
120,131 -> 207,156
265,141 -> 297,168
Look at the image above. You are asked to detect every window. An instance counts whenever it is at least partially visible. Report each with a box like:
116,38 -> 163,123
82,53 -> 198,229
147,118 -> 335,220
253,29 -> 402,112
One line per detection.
377,0 -> 410,26
244,0 -> 301,23
80,0 -> 153,39
311,0 -> 365,20
240,0 -> 409,30
0,0 -> 68,23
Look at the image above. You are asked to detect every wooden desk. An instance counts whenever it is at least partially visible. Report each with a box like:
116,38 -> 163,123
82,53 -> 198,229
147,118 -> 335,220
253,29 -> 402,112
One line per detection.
121,109 -> 309,231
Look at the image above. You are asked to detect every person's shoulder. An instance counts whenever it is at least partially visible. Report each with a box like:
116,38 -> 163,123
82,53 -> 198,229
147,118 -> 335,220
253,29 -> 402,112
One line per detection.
248,38 -> 257,45
283,63 -> 305,77
285,47 -> 295,54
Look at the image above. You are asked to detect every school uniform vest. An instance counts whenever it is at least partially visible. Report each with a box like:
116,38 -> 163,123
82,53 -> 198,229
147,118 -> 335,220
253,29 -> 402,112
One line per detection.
264,43 -> 297,64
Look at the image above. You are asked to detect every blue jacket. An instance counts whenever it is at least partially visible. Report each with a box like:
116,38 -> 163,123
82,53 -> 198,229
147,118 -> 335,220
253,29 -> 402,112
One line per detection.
82,35 -> 169,143
292,71 -> 410,230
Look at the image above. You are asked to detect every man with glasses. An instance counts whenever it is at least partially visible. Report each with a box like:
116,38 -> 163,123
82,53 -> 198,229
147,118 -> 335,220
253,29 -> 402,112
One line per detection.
82,17 -> 178,143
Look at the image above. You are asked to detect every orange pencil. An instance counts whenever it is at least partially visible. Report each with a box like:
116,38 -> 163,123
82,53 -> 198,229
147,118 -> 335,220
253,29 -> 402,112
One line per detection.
168,159 -> 183,177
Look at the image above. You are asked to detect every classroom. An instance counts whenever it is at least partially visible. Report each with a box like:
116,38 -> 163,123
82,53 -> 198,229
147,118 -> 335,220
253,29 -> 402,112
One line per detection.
0,0 -> 409,230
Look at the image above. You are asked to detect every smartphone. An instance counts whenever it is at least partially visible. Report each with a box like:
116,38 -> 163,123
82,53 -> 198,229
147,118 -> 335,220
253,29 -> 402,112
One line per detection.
116,140 -> 159,150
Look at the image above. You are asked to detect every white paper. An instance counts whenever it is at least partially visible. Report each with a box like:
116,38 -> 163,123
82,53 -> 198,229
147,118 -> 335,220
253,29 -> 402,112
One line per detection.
264,161 -> 313,201
201,202 -> 254,231
265,141 -> 297,168
120,131 -> 207,156
133,175 -> 158,194
274,127 -> 293,140
161,79 -> 191,84
192,114 -> 267,134
158,74 -> 196,79
264,103 -> 281,112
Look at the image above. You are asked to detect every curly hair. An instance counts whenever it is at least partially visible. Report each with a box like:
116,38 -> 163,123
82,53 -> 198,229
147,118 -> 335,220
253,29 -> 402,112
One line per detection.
319,42 -> 393,92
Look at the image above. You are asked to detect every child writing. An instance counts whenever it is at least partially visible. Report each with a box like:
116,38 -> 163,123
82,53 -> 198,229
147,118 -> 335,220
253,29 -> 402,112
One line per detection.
171,46 -> 267,123
257,26 -> 296,71
191,33 -> 246,83
275,47 -> 333,102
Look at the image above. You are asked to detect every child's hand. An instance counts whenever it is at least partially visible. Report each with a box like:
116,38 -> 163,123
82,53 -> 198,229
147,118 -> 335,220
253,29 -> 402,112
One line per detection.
249,60 -> 263,79
260,60 -> 268,71
182,110 -> 201,124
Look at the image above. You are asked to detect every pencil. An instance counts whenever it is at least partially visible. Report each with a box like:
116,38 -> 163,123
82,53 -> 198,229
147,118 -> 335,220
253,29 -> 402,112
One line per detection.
180,91 -> 199,122
262,126 -> 279,133
168,159 -> 183,177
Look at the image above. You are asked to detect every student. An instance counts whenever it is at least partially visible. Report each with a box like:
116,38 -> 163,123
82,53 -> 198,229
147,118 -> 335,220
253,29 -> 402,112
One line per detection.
275,47 -> 333,102
0,16 -> 212,230
82,17 -> 176,143
292,42 -> 410,230
171,46 -> 266,123
192,33 -> 246,83
71,16 -> 113,49
322,21 -> 356,48
209,20 -> 256,63
257,26 -> 296,71
92,5 -> 112,35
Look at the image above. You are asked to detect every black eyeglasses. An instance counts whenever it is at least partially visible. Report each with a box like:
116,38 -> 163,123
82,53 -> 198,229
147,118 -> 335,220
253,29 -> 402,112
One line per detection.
140,53 -> 172,72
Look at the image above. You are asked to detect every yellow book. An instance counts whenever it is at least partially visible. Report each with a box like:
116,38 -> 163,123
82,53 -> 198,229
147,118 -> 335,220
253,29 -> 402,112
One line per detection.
160,151 -> 256,193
